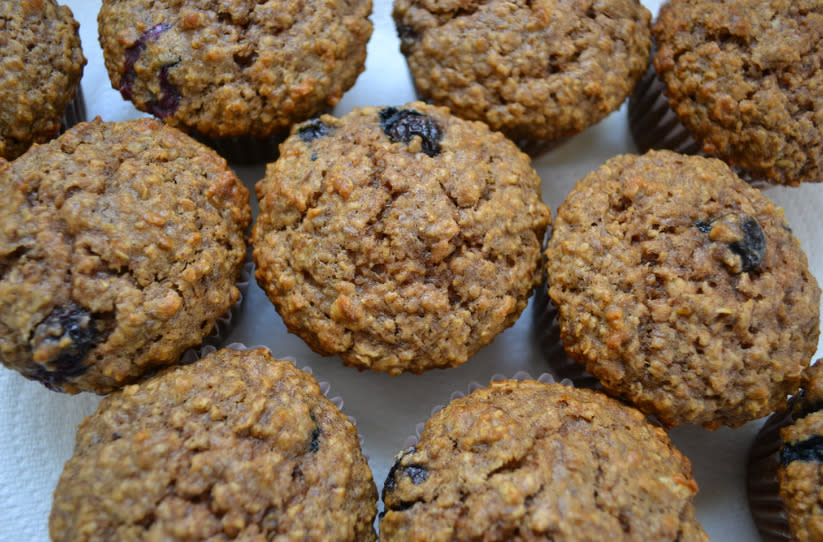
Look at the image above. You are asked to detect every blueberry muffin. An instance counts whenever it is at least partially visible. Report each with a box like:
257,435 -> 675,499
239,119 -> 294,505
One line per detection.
50,346 -> 378,541
0,0 -> 86,160
630,0 -> 823,186
0,118 -> 250,394
749,361 -> 823,542
545,150 -> 820,428
98,0 -> 372,161
393,0 -> 651,148
381,379 -> 707,541
252,102 -> 551,374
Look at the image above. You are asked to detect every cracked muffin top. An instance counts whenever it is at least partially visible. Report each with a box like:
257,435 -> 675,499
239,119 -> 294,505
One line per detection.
97,0 -> 373,138
380,379 -> 707,542
0,0 -> 86,160
654,0 -> 823,185
0,118 -> 250,394
50,347 -> 378,542
251,102 -> 551,374
545,150 -> 820,429
392,0 -> 651,144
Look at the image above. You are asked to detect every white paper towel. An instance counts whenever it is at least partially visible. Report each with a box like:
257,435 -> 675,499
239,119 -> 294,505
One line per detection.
0,1 -> 820,540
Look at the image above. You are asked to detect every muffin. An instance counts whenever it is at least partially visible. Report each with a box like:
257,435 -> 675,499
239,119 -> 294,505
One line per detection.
98,0 -> 373,163
748,361 -> 823,542
0,118 -> 251,394
380,379 -> 707,541
251,101 -> 551,374
0,0 -> 86,161
392,0 -> 651,150
50,346 -> 378,541
629,0 -> 823,186
545,150 -> 820,429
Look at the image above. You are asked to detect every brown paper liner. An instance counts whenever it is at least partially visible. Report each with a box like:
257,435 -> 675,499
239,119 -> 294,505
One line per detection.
628,46 -> 701,157
191,130 -> 286,165
628,43 -> 770,189
746,408 -> 797,541
60,86 -> 86,132
189,105 -> 336,165
532,280 -> 601,390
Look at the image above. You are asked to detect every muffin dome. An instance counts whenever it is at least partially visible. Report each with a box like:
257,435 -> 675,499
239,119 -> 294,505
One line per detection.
651,0 -> 823,185
0,0 -> 86,160
252,102 -> 551,374
0,119 -> 250,393
50,347 -> 378,541
381,379 -> 707,541
98,0 -> 373,138
545,150 -> 820,428
393,0 -> 651,144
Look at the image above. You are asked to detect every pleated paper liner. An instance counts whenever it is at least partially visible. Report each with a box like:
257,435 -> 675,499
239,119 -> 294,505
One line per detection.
746,406 -> 797,541
627,42 -> 769,189
531,280 -> 602,390
189,105 -> 336,165
60,85 -> 87,132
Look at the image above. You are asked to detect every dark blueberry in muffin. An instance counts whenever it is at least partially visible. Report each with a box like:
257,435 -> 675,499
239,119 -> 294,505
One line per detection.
28,304 -> 100,390
781,435 -> 823,466
379,107 -> 442,157
696,213 -> 766,273
298,119 -> 332,143
119,23 -> 171,101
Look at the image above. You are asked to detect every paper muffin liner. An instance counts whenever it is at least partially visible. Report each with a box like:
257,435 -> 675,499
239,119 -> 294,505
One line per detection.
191,130 -> 286,165
628,43 -> 769,189
514,136 -> 571,159
532,278 -> 602,390
627,51 -> 701,157
534,227 -> 600,388
746,407 -> 797,541
60,85 -> 87,132
190,105 -> 337,165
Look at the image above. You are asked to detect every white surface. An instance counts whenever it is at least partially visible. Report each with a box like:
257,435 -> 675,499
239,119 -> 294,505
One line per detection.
1,1 -> 821,540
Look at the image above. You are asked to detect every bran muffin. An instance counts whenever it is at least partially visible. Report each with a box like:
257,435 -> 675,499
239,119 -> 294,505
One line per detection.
749,362 -> 823,542
545,150 -> 820,429
0,118 -> 251,394
98,0 -> 373,162
0,0 -> 86,161
251,102 -> 552,375
380,379 -> 707,541
392,0 -> 651,149
50,346 -> 378,542
629,0 -> 823,186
